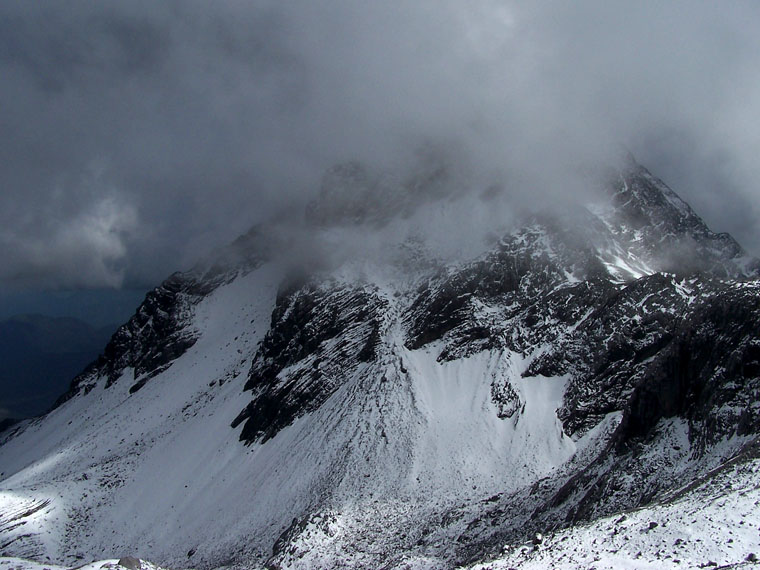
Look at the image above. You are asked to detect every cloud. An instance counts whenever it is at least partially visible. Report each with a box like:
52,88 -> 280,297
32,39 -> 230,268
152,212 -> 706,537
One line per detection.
0,163 -> 138,288
1,0 -> 760,291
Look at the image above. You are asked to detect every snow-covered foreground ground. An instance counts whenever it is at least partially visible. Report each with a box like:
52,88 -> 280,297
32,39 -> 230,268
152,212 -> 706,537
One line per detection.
0,558 -> 165,570
4,449 -> 760,570
465,449 -> 760,570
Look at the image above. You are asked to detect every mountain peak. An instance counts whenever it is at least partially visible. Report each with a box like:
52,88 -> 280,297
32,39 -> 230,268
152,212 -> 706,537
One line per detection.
590,158 -> 758,279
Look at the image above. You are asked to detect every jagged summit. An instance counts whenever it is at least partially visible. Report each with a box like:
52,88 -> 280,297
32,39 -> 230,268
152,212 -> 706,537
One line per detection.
0,157 -> 758,569
303,153 -> 758,283
597,158 -> 757,278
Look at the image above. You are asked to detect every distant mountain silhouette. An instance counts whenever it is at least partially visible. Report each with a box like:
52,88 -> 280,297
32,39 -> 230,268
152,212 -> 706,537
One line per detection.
0,314 -> 115,420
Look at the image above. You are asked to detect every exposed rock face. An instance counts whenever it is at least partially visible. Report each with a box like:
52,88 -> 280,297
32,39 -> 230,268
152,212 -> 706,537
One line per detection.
619,282 -> 760,440
232,279 -> 387,443
53,272 -> 206,403
404,216 -> 610,359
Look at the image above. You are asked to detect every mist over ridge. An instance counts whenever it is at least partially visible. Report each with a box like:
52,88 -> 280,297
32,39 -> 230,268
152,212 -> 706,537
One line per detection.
1,1 -> 760,291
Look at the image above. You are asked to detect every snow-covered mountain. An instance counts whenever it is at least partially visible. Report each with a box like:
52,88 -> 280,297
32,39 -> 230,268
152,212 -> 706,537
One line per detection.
1,157 -> 759,569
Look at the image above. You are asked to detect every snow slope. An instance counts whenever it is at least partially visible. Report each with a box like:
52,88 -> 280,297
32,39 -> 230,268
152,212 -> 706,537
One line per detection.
0,266 -> 282,565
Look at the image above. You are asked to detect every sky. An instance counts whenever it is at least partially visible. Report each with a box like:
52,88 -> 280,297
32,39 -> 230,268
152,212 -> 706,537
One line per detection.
2,1 -> 760,314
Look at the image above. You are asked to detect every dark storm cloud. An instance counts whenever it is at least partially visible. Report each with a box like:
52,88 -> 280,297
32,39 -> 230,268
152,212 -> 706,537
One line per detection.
2,1 -> 760,290
0,0 -> 316,288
